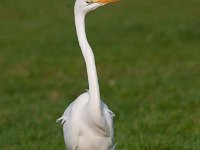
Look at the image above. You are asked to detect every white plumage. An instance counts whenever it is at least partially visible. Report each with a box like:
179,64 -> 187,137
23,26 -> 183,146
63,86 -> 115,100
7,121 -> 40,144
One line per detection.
57,0 -> 117,149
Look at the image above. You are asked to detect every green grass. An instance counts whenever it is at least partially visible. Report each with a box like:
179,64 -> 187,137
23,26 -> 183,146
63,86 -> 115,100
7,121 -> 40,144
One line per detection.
0,0 -> 200,149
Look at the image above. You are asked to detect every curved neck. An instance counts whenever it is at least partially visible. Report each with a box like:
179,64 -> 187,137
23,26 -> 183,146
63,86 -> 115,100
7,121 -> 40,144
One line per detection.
74,12 -> 101,103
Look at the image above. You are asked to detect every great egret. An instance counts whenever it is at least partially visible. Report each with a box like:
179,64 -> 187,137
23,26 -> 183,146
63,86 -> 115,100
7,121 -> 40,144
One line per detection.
57,0 -> 117,149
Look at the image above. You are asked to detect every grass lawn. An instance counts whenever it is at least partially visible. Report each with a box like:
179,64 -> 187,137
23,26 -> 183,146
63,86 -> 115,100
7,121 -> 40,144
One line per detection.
0,0 -> 200,149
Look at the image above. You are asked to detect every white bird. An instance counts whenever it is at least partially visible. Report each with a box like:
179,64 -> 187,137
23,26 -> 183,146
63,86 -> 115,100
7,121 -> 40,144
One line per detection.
57,0 -> 118,149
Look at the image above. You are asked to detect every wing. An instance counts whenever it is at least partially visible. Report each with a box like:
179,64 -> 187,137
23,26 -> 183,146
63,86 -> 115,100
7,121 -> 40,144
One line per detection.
57,101 -> 74,125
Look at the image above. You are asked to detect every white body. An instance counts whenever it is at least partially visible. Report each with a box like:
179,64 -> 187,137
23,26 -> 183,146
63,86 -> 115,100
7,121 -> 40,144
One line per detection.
61,92 -> 115,150
57,0 -> 116,149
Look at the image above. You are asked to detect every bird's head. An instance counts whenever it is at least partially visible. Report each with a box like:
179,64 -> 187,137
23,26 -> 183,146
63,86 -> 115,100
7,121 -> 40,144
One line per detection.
75,0 -> 118,15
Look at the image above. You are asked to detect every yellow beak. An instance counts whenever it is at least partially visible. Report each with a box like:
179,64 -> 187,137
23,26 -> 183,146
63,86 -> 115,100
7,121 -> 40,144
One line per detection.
96,0 -> 119,4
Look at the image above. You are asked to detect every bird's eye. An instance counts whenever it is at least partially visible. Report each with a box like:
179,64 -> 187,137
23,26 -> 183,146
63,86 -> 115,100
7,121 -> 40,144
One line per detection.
86,0 -> 92,5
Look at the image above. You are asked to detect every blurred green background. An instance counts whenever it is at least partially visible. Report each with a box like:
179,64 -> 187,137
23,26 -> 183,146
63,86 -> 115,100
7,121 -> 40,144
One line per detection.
0,0 -> 200,149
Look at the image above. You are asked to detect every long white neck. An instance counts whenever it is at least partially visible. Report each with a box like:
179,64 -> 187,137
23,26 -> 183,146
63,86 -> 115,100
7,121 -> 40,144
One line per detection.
74,12 -> 101,105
